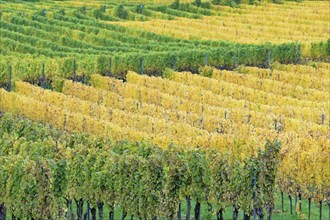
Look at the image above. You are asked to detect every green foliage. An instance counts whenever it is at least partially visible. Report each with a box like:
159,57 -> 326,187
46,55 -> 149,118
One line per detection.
272,0 -> 283,4
0,41 -> 306,84
193,0 -> 202,7
212,0 -> 222,4
310,39 -> 330,60
93,6 -> 119,21
212,0 -> 240,7
198,65 -> 214,77
73,6 -> 87,18
169,2 -> 212,16
56,9 -> 65,16
171,0 -> 180,9
0,113 -> 282,219
0,2 -> 326,86
162,68 -> 175,79
51,77 -> 65,92
234,0 -> 242,5
114,5 -> 129,20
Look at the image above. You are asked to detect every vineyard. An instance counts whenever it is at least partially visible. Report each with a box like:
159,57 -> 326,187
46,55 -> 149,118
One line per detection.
0,0 -> 329,220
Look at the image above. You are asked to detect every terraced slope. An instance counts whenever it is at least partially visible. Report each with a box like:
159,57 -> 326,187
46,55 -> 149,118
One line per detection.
0,0 -> 328,85
116,1 -> 329,45
1,64 -> 328,208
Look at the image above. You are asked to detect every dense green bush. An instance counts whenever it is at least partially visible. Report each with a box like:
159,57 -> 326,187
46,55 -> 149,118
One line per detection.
114,5 -> 129,19
193,0 -> 202,7
310,39 -> 330,60
171,0 -> 180,9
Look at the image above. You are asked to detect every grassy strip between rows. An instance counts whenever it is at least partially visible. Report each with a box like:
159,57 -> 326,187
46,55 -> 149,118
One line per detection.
4,192 -> 329,220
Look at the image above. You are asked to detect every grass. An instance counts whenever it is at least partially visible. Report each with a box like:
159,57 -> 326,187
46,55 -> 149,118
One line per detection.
70,194 -> 329,220
6,192 -> 328,220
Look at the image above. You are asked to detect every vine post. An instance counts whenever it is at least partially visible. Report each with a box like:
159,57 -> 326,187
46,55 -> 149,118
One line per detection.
83,6 -> 87,16
87,202 -> 90,220
289,195 -> 293,214
177,202 -> 182,220
186,196 -> 191,220
0,204 -> 6,220
194,199 -> 201,220
274,119 -> 277,130
139,4 -> 144,14
298,43 -> 302,64
319,201 -> 322,220
267,49 -> 271,69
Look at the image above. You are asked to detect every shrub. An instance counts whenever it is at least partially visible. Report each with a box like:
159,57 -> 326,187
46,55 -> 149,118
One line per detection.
114,5 -> 128,20
171,0 -> 180,9
193,0 -> 202,7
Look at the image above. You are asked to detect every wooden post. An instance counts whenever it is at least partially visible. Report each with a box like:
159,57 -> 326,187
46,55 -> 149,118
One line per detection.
0,204 -> 6,220
224,111 -> 227,119
186,196 -> 191,220
8,65 -> 12,92
83,6 -> 86,16
73,59 -> 76,82
97,201 -> 104,220
177,202 -> 182,220
321,113 -> 325,125
289,195 -> 293,214
319,201 -> 322,220
194,199 -> 201,220
43,9 -> 46,16
87,202 -> 90,220
205,53 -> 209,66
274,119 -> 277,130
139,58 -> 143,75
121,210 -> 127,220
103,5 -> 106,12
140,4 -> 144,14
